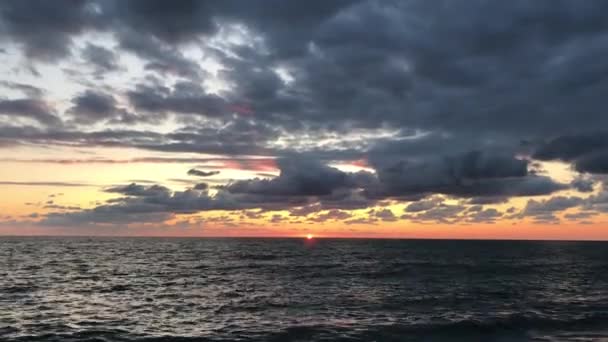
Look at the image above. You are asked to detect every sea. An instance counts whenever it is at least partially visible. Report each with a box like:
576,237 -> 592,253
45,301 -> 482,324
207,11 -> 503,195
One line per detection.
1,237 -> 608,341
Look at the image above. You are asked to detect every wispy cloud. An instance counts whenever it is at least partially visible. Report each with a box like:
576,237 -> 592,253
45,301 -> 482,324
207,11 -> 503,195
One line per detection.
0,181 -> 93,187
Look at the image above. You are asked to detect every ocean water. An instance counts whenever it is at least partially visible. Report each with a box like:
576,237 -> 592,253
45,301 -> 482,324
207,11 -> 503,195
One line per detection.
1,237 -> 608,341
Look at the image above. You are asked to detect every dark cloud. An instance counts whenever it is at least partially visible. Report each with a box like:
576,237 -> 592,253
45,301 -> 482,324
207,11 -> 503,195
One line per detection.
534,133 -> 608,162
68,90 -> 162,125
4,0 -> 608,227
226,156 -> 369,197
317,187 -> 376,210
0,0 -> 102,61
187,169 -> 220,177
68,90 -> 118,124
108,0 -> 218,44
0,98 -> 60,126
534,132 -> 608,174
193,183 -> 208,191
127,81 -> 226,116
118,30 -> 203,79
466,197 -> 509,205
574,151 -> 608,174
370,150 -> 566,198
4,1 -> 607,148
196,0 -> 608,139
404,197 -> 443,213
81,43 -> 120,73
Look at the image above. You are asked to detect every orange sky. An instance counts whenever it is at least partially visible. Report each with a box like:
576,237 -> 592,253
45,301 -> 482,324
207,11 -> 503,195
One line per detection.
3,221 -> 608,241
2,145 -> 604,240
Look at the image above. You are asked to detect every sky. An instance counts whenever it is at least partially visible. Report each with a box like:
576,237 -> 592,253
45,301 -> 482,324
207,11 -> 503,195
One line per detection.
1,0 -> 608,239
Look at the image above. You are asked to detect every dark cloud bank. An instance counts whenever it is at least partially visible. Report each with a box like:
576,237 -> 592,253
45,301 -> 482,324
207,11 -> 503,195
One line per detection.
2,0 -> 608,225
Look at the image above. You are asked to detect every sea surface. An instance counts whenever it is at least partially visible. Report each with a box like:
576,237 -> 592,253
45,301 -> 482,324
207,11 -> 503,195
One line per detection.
1,237 -> 608,341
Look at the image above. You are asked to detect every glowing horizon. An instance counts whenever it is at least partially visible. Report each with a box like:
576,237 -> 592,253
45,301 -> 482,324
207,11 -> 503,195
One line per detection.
2,1 -> 608,240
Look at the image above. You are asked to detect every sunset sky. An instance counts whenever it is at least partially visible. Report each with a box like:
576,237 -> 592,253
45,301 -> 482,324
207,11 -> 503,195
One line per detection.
1,0 -> 608,239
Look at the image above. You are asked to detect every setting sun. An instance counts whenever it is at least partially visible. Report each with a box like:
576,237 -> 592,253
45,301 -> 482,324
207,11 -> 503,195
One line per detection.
307,234 -> 314,240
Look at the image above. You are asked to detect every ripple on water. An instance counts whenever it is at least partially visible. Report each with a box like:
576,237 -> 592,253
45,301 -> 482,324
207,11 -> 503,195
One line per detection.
2,238 -> 608,341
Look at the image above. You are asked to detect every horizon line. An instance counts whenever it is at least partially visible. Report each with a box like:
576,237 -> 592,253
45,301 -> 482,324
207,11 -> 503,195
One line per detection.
2,234 -> 608,242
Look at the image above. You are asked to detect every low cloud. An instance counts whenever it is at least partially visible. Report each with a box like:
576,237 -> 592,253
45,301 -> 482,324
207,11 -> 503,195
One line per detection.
188,169 -> 220,177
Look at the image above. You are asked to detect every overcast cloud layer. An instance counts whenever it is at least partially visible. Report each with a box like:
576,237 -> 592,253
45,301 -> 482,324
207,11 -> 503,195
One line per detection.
2,0 -> 608,229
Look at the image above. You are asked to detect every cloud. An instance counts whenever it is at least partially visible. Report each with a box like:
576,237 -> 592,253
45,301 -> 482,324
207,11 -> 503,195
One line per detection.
105,183 -> 171,197
533,132 -> 608,161
81,43 -> 120,74
0,0 -> 101,61
193,183 -> 208,190
226,155 -> 370,196
534,132 -> 608,174
109,0 -> 219,43
403,204 -> 467,223
571,176 -> 595,193
370,150 -> 567,198
36,150 -> 573,226
466,208 -> 502,223
187,169 -> 220,177
404,197 -> 444,213
564,211 -> 598,221
40,156 -> 375,225
0,98 -> 61,126
0,120 -> 285,157
67,90 -> 118,124
4,1 -> 608,229
519,196 -> 585,222
0,81 -> 45,98
43,204 -> 81,211
127,81 -> 226,116
466,197 -> 509,205
3,0 -> 607,175
573,151 -> 608,174
289,204 -> 323,217
118,30 -> 204,79
309,209 -> 352,222
372,208 -> 397,222
0,181 -> 92,187
43,184 -> 243,226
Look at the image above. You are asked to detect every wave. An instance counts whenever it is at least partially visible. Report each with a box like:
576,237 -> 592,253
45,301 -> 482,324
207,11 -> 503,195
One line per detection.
234,253 -> 281,261
4,314 -> 608,342
1,284 -> 38,294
